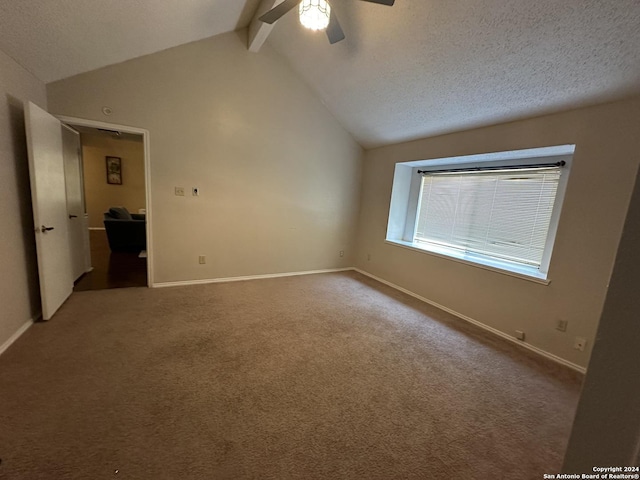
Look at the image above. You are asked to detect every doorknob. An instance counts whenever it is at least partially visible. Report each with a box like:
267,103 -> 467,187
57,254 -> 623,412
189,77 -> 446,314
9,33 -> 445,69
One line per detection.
69,214 -> 78,219
41,225 -> 55,233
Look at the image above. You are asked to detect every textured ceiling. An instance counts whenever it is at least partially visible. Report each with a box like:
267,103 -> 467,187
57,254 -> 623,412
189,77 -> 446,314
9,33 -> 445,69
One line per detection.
0,0 -> 261,83
267,0 -> 640,147
1,1 -> 639,148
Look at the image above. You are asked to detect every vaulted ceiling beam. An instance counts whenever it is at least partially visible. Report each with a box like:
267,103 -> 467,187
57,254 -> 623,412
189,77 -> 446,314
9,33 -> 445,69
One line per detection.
248,0 -> 284,53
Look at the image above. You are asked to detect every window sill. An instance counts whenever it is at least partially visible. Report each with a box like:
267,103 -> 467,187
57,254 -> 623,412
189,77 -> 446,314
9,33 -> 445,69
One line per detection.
385,239 -> 551,285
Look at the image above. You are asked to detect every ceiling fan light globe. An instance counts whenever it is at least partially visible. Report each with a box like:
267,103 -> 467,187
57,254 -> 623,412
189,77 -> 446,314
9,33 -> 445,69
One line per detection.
299,0 -> 331,31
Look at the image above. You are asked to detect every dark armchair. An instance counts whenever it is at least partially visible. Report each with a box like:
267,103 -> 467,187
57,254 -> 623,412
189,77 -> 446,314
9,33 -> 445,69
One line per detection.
103,207 -> 146,252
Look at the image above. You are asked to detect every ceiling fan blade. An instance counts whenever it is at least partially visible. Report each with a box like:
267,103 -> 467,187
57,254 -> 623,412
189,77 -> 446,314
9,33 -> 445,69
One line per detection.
259,0 -> 300,24
358,0 -> 395,5
326,10 -> 346,44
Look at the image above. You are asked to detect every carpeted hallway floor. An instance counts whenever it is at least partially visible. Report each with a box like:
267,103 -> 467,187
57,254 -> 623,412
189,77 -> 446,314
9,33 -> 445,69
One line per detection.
0,271 -> 582,479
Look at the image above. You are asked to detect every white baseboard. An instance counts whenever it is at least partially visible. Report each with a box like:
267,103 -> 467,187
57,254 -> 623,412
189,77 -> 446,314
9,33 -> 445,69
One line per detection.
0,318 -> 34,356
153,268 -> 354,289
88,227 -> 105,231
353,268 -> 586,374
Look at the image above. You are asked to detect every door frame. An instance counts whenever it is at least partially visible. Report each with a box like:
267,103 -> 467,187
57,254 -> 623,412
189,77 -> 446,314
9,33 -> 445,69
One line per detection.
56,115 -> 154,288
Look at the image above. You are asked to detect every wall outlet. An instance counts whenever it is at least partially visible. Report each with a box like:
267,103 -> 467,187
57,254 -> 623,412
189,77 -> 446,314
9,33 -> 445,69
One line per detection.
192,187 -> 199,196
367,253 -> 371,261
339,250 -> 344,257
175,187 -> 185,196
556,319 -> 568,332
198,255 -> 206,264
574,337 -> 587,351
515,330 -> 525,341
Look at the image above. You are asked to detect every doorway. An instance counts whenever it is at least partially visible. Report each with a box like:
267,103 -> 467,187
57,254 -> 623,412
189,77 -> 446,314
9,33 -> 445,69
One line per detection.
59,116 -> 153,291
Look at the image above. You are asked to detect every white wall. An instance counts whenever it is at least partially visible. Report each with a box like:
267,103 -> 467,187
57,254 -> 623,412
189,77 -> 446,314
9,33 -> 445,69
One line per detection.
81,133 -> 145,228
354,97 -> 640,369
0,49 -> 47,349
563,150 -> 640,471
47,31 -> 363,284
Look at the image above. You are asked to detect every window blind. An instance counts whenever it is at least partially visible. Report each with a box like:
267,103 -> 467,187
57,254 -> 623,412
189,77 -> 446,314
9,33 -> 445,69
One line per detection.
414,167 -> 561,268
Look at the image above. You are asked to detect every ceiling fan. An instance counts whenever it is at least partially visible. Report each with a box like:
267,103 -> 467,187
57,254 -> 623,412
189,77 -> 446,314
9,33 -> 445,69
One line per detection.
259,0 -> 395,45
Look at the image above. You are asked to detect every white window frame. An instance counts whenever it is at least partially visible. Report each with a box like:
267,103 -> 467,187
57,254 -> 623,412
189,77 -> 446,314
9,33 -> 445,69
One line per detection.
385,145 -> 575,284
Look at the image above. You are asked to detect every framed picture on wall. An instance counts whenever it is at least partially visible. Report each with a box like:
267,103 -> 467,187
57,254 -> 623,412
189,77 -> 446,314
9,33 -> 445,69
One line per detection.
106,156 -> 122,185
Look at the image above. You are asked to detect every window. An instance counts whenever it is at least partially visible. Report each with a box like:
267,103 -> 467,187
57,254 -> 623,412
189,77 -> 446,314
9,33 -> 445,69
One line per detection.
386,146 -> 574,282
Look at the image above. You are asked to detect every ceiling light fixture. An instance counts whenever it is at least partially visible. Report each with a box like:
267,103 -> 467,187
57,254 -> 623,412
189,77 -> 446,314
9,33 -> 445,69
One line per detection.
299,0 -> 331,31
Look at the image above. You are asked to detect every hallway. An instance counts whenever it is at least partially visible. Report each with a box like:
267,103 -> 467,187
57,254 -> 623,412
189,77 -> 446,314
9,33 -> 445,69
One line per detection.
74,230 -> 146,291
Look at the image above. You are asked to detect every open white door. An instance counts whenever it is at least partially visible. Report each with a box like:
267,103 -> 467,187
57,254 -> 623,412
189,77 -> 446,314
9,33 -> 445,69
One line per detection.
25,101 -> 73,320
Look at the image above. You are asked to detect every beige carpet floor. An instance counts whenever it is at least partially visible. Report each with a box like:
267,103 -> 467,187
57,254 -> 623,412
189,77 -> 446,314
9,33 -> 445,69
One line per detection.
0,271 -> 581,479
